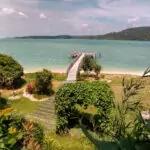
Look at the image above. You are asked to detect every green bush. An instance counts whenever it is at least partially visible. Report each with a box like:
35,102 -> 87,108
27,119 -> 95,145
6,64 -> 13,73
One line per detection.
35,69 -> 53,95
55,81 -> 115,135
0,54 -> 23,89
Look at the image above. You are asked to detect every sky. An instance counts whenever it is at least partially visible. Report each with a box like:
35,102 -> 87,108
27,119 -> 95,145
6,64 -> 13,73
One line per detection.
0,0 -> 150,36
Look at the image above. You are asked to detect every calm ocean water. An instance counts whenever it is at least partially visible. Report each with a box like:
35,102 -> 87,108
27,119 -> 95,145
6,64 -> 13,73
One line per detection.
0,38 -> 150,74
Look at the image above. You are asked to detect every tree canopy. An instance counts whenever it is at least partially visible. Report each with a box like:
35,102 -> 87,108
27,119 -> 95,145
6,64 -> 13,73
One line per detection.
0,54 -> 23,89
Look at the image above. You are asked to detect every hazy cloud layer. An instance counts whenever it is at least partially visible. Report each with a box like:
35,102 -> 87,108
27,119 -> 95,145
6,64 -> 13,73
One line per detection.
0,0 -> 150,36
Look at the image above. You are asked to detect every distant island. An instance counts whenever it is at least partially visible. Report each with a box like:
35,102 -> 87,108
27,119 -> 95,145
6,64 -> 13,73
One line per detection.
15,26 -> 150,41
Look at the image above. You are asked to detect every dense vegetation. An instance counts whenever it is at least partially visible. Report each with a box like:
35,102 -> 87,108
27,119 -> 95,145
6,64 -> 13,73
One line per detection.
0,96 -> 44,150
55,81 -> 114,135
1,52 -> 150,149
16,26 -> 150,41
0,54 -> 23,89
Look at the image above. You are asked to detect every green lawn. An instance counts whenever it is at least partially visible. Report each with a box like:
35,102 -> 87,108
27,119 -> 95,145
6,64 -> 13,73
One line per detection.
45,131 -> 93,150
24,72 -> 67,82
8,97 -> 43,115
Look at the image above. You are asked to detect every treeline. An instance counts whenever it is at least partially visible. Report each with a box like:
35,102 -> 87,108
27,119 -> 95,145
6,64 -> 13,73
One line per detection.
15,35 -> 72,39
15,26 -> 150,41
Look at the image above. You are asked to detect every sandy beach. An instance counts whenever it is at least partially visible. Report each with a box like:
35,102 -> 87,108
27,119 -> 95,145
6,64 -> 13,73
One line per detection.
24,67 -> 144,76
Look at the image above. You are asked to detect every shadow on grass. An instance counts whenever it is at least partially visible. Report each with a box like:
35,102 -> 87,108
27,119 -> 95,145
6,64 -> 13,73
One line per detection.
68,108 -> 102,134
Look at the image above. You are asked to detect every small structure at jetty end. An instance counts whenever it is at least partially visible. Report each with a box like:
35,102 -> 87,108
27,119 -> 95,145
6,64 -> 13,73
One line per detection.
70,51 -> 81,58
70,51 -> 96,59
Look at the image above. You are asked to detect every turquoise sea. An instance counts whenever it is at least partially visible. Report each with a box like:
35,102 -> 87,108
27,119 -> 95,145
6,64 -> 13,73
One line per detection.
0,39 -> 150,74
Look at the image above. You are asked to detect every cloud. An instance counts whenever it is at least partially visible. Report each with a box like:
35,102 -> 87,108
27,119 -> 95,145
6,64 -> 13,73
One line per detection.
40,13 -> 47,19
128,17 -> 140,23
0,7 -> 28,19
18,12 -> 28,18
81,23 -> 89,28
1,7 -> 15,14
0,0 -> 150,36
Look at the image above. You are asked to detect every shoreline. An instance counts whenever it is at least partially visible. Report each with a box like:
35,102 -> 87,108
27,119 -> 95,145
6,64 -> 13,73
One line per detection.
102,70 -> 143,76
24,68 -> 143,76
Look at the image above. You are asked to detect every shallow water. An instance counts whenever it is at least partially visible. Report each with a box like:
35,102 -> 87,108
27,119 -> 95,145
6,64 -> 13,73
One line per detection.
0,38 -> 150,74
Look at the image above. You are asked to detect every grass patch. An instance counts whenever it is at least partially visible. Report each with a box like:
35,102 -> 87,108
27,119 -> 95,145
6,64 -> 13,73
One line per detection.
24,72 -> 67,82
8,97 -> 43,115
45,131 -> 93,150
24,73 -> 37,82
53,72 -> 67,81
33,94 -> 49,100
76,104 -> 98,115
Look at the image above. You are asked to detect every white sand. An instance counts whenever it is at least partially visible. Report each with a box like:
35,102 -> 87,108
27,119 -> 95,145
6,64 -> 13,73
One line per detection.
24,67 -> 143,76
23,91 -> 49,102
102,69 -> 143,76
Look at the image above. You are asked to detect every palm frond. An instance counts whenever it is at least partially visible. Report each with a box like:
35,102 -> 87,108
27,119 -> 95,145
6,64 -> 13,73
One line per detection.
81,126 -> 119,150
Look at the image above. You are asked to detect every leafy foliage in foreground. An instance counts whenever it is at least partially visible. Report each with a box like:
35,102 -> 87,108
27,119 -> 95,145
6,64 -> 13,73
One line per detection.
0,54 -> 23,89
55,81 -> 115,135
0,97 -> 44,150
82,113 -> 150,150
82,77 -> 150,150
111,77 -> 144,139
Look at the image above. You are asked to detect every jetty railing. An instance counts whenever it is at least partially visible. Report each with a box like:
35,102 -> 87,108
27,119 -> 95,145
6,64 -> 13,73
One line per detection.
67,52 -> 82,75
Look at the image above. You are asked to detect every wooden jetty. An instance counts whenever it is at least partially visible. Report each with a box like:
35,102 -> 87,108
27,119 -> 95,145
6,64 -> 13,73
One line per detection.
66,52 -> 96,82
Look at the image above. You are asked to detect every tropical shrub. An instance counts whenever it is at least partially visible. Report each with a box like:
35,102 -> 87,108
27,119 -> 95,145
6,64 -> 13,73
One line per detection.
0,54 -> 23,89
111,77 -> 144,139
35,69 -> 53,95
0,108 -> 44,150
26,82 -> 35,94
23,121 -> 44,150
0,95 -> 44,150
55,81 -> 115,135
